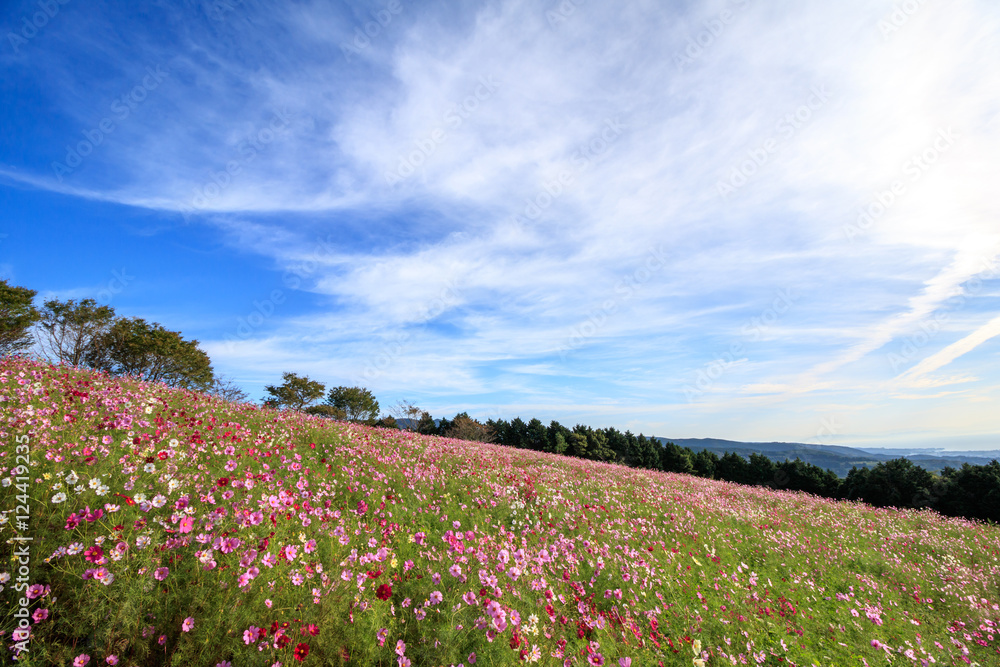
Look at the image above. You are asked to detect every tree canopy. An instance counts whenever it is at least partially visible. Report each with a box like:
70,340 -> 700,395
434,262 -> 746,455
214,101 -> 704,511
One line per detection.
85,317 -> 214,390
326,386 -> 380,423
37,297 -> 116,366
264,372 -> 325,411
0,279 -> 40,356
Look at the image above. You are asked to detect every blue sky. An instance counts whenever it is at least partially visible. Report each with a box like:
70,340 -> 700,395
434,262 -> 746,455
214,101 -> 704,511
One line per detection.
2,0 -> 999,449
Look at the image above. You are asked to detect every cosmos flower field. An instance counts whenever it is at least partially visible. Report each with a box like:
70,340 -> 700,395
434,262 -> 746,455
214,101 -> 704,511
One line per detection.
1,357 -> 998,667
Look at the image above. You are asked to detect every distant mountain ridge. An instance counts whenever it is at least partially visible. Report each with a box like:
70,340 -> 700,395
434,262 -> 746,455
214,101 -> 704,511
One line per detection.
653,437 -> 999,476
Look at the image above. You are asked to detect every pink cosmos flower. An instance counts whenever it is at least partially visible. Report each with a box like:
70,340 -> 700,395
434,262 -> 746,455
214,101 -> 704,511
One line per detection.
244,626 -> 262,644
178,517 -> 195,533
182,617 -> 194,632
153,567 -> 169,581
105,657 -> 119,665
32,608 -> 49,623
73,655 -> 90,667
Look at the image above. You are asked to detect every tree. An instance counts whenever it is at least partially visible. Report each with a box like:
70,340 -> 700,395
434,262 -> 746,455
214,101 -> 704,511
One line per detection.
390,400 -> 423,431
716,452 -> 751,485
660,441 -> 695,474
304,404 -> 345,419
747,453 -> 777,486
526,418 -> 548,451
209,374 -> 250,403
85,317 -> 213,390
36,298 -> 116,366
568,429 -> 590,459
547,421 -> 571,455
326,386 -> 380,423
374,415 -> 399,429
0,279 -> 39,356
693,450 -> 719,478
443,413 -> 493,442
264,372 -> 325,411
416,411 -> 438,435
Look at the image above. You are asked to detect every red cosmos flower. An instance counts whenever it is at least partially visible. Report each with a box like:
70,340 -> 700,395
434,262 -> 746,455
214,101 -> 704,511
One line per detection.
157,451 -> 168,460
376,584 -> 392,600
216,477 -> 230,487
275,633 -> 290,648
293,643 -> 310,661
367,569 -> 383,579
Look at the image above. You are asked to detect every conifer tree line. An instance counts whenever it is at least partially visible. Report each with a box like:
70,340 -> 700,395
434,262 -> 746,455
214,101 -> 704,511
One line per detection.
2,278 -> 998,523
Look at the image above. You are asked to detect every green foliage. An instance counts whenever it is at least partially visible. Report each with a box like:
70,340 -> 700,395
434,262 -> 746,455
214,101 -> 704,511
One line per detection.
416,411 -> 438,435
693,449 -> 719,478
304,404 -> 346,419
660,441 -> 695,474
85,317 -> 214,390
325,386 -> 380,423
0,279 -> 40,356
374,415 -> 399,429
442,413 -> 493,442
37,297 -> 116,366
264,372 -> 326,411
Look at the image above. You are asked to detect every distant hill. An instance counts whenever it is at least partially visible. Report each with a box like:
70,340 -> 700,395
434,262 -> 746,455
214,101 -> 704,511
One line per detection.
652,437 -> 998,477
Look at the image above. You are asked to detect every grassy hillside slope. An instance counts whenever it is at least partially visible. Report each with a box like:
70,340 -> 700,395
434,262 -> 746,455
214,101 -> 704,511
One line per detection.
1,357 -> 998,666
